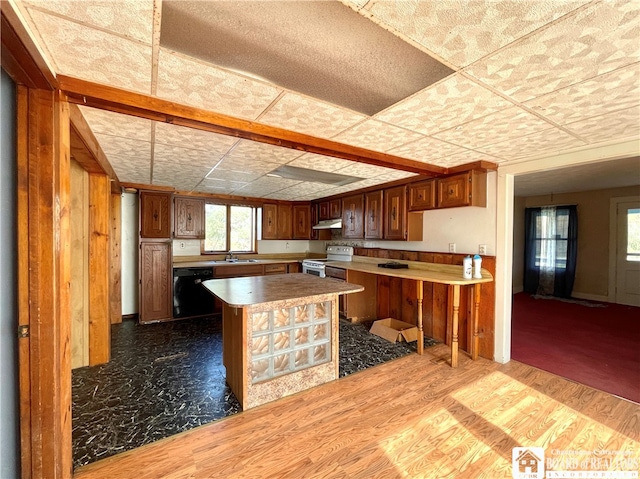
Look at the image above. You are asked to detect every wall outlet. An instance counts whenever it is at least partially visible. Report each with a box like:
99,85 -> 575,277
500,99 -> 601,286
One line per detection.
285,241 -> 290,250
479,244 -> 487,255
449,243 -> 456,253
179,241 -> 186,250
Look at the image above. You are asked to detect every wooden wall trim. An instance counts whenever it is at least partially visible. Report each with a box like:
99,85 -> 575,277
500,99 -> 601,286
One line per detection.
110,193 -> 122,324
69,104 -> 121,193
57,75 -> 446,177
89,174 -> 111,365
0,7 -> 56,90
20,87 -> 72,479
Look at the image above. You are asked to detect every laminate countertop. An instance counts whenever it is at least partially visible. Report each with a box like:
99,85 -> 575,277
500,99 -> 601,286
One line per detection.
202,273 -> 364,308
173,258 -> 301,268
326,257 -> 493,285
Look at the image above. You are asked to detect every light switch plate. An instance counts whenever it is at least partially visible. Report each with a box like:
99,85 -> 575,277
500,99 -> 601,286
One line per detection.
449,243 -> 456,253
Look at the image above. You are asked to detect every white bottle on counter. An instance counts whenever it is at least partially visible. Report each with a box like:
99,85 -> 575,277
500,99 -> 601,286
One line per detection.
473,254 -> 483,279
463,255 -> 472,279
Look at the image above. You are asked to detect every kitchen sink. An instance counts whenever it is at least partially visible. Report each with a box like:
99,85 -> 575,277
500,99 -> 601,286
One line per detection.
213,259 -> 259,263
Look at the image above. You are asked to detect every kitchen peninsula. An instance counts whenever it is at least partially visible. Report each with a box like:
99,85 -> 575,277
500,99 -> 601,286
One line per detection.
326,257 -> 494,368
202,273 -> 363,410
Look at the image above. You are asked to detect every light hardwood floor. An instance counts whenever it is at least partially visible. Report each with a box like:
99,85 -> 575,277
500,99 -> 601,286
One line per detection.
74,344 -> 639,479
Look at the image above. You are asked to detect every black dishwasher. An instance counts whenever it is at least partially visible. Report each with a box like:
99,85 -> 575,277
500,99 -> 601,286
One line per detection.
173,267 -> 215,318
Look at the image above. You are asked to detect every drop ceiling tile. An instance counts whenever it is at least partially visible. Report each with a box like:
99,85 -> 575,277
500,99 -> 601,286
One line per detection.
153,143 -> 224,170
372,170 -> 419,182
332,120 -> 424,152
79,107 -> 152,142
563,105 -> 640,144
258,92 -> 367,138
433,106 -> 553,149
286,153 -> 356,172
215,156 -> 282,176
104,153 -> 150,185
205,168 -> 264,184
156,48 -> 282,120
332,162 -> 395,179
154,123 -> 238,153
475,126 -> 586,161
24,0 -> 154,44
234,176 -> 302,197
198,178 -> 249,194
94,134 -> 151,163
525,64 -> 640,125
388,136 -> 477,165
227,139 -> 302,164
376,74 -> 512,135
349,0 -> 588,67
25,8 -> 152,94
467,0 -> 640,102
439,149 -> 505,167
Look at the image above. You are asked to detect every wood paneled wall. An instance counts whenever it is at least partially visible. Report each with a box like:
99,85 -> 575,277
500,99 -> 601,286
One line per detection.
110,193 -> 122,324
355,247 -> 496,360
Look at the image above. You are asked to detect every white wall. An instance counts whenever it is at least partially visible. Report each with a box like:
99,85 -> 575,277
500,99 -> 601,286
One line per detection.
121,192 -> 139,315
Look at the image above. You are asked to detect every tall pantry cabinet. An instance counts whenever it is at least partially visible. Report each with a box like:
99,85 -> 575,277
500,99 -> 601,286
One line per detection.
139,191 -> 173,323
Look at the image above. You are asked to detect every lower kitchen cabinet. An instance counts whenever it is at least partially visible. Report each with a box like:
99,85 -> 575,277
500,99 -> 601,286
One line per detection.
139,242 -> 172,323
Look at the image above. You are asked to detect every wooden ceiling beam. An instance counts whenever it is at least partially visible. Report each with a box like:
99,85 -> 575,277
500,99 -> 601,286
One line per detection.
69,104 -> 121,193
57,75 -> 447,177
0,8 -> 56,90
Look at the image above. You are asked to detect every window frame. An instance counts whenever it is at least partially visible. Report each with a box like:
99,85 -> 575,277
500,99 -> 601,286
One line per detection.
201,201 -> 258,254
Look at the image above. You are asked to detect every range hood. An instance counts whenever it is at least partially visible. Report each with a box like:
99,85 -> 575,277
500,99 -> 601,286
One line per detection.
312,219 -> 342,230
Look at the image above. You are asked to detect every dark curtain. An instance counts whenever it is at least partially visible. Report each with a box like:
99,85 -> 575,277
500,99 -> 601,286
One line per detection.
523,205 -> 578,298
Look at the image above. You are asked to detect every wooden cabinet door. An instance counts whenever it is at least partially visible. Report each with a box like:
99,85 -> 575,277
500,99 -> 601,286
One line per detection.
437,172 -> 471,208
384,186 -> 407,240
329,199 -> 342,219
174,197 -> 204,238
409,180 -> 436,211
365,190 -> 383,239
318,201 -> 330,220
277,204 -> 293,239
262,203 -> 278,240
292,204 -> 311,239
342,194 -> 364,239
140,191 -> 171,238
139,242 -> 172,322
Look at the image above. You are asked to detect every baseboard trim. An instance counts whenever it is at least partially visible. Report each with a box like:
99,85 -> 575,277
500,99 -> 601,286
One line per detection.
572,292 -> 609,303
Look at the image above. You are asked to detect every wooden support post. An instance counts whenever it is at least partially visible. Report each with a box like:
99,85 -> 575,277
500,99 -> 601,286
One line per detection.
416,280 -> 424,355
89,173 -> 111,365
19,87 -> 73,479
472,283 -> 481,360
110,192 -> 122,324
450,284 -> 461,368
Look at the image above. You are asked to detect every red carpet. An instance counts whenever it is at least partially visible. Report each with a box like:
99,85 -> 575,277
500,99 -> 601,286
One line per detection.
511,292 -> 640,403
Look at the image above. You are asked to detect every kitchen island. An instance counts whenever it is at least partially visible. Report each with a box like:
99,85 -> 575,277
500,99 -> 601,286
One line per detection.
202,273 -> 364,409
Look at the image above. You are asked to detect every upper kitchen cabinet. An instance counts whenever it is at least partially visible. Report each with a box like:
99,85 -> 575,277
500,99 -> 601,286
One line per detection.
364,190 -> 383,240
262,203 -> 293,240
437,171 -> 487,209
140,191 -> 172,238
318,201 -> 330,221
342,194 -> 364,239
277,204 -> 293,239
384,185 -> 423,241
174,197 -> 204,239
262,203 -> 278,239
409,179 -> 436,211
292,204 -> 311,239
329,199 -> 342,219
384,186 -> 407,240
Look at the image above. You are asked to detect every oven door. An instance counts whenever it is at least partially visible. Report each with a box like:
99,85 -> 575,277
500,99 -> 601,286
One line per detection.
302,263 -> 326,278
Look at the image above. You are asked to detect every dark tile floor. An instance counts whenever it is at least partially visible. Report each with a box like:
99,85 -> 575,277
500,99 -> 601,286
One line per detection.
72,317 -> 437,469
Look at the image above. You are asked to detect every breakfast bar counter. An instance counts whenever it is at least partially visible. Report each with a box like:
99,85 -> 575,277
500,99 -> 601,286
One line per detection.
326,257 -> 494,367
202,273 -> 363,409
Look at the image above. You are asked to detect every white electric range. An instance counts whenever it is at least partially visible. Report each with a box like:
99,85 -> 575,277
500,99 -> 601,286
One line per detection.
301,245 -> 354,277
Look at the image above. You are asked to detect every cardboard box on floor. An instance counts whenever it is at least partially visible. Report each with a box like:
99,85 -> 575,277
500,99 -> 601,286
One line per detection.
370,318 -> 418,343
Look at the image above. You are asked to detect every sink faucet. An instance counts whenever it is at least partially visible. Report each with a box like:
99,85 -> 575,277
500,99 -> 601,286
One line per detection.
226,251 -> 236,261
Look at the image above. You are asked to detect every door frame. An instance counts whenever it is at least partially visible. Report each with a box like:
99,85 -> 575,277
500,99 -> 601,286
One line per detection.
608,195 -> 640,304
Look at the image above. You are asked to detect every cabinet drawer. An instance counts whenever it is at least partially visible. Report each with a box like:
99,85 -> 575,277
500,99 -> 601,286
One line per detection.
325,266 -> 346,280
264,263 -> 287,275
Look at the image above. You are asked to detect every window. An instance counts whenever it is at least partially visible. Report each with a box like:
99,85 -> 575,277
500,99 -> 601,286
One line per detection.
627,208 -> 640,262
203,203 -> 256,253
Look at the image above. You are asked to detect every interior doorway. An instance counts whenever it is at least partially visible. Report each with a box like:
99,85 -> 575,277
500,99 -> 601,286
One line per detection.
613,198 -> 640,306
